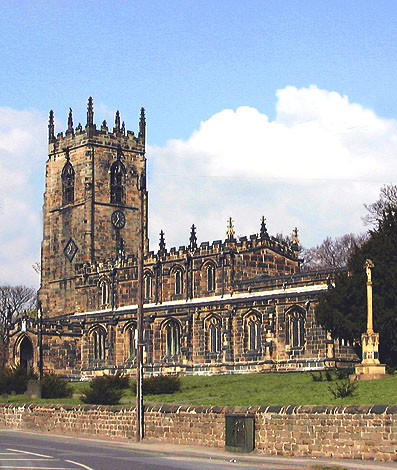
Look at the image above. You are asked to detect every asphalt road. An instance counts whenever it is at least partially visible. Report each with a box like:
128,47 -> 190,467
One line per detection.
0,430 -> 301,470
1,429 -> 397,470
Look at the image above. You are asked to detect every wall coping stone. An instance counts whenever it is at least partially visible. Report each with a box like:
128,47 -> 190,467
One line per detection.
1,403 -> 397,415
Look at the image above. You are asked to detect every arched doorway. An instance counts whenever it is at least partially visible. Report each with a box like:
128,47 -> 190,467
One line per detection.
19,337 -> 33,371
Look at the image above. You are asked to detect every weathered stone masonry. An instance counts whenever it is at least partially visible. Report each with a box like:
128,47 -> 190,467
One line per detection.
1,403 -> 397,461
6,98 -> 358,377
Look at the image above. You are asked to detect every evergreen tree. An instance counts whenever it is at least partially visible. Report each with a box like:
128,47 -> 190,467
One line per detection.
316,209 -> 397,366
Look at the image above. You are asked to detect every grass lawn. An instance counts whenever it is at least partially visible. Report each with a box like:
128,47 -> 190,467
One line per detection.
1,370 -> 397,406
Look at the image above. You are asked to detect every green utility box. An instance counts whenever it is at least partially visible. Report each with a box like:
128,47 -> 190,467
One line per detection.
225,414 -> 255,453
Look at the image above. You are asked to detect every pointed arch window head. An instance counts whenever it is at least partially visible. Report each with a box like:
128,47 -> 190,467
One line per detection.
175,269 -> 184,295
244,313 -> 261,352
165,320 -> 180,357
99,279 -> 110,306
91,327 -> 106,361
207,317 -> 221,353
62,161 -> 75,205
207,264 -> 216,292
144,274 -> 152,299
127,324 -> 137,360
286,309 -> 306,348
110,160 -> 126,204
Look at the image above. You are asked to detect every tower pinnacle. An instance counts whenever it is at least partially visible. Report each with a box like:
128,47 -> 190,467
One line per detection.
66,108 -> 74,135
189,224 -> 197,250
139,107 -> 146,141
48,110 -> 55,143
86,97 -> 94,127
115,110 -> 121,132
226,217 -> 235,240
159,230 -> 166,254
260,216 -> 268,238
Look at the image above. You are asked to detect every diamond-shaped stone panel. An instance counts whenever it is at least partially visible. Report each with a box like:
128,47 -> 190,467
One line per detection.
64,238 -> 78,262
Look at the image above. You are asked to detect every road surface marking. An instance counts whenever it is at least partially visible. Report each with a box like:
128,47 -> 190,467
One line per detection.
7,449 -> 53,459
0,459 -> 53,461
65,461 -> 94,470
0,467 -> 74,469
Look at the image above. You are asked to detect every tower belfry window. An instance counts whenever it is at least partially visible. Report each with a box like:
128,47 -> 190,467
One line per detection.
62,161 -> 75,205
110,161 -> 125,204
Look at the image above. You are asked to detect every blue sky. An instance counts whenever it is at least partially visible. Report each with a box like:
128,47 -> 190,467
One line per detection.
1,1 -> 397,286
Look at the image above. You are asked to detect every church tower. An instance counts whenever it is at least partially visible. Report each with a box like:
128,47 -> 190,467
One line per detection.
39,98 -> 148,317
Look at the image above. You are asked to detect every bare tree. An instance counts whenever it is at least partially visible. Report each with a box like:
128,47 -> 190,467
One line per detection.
0,285 -> 36,344
302,233 -> 367,270
363,184 -> 397,225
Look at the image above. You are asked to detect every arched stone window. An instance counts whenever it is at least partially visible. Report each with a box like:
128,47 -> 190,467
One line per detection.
206,316 -> 221,353
286,308 -> 306,348
18,335 -> 34,370
164,319 -> 180,357
174,269 -> 184,295
62,161 -> 75,205
144,273 -> 152,299
110,160 -> 125,203
244,311 -> 261,352
207,264 -> 216,292
91,326 -> 106,361
125,323 -> 137,360
98,278 -> 110,306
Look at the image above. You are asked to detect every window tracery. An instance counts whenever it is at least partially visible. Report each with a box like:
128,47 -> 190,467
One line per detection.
285,309 -> 306,348
91,327 -> 106,361
62,161 -> 75,205
164,320 -> 180,357
110,160 -> 125,203
206,316 -> 221,353
244,312 -> 261,352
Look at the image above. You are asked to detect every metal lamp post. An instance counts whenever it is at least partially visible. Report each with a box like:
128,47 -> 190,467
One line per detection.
37,302 -> 43,380
136,172 -> 145,441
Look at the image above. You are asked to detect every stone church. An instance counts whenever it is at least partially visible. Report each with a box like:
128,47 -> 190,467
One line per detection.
7,99 -> 357,378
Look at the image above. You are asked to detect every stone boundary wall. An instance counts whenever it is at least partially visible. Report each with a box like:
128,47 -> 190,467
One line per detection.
0,403 -> 397,461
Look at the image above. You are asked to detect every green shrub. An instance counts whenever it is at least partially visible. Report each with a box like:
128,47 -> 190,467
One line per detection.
0,364 -> 37,395
325,370 -> 333,382
105,371 -> 130,390
41,374 -> 73,398
310,372 -> 323,382
336,368 -> 354,380
329,378 -> 358,399
132,374 -> 181,395
81,375 -> 123,405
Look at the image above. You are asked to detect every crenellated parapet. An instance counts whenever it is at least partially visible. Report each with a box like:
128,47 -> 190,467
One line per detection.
146,224 -> 300,265
74,228 -> 299,274
47,97 -> 146,158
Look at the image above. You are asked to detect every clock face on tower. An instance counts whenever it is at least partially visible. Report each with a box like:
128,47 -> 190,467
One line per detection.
111,210 -> 126,229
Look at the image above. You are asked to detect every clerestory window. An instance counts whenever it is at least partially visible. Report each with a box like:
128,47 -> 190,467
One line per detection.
207,264 -> 216,292
175,269 -> 183,295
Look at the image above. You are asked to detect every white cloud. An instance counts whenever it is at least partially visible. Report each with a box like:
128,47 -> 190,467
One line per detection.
0,107 -> 46,288
147,85 -> 397,251
2,86 -> 397,285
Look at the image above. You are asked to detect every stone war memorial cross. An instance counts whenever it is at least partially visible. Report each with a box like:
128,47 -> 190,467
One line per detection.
353,259 -> 387,380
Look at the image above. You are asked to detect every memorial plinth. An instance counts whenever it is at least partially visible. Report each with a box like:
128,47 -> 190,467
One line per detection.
353,259 -> 387,380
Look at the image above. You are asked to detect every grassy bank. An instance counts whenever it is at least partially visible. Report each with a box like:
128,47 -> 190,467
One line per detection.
1,371 -> 397,406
